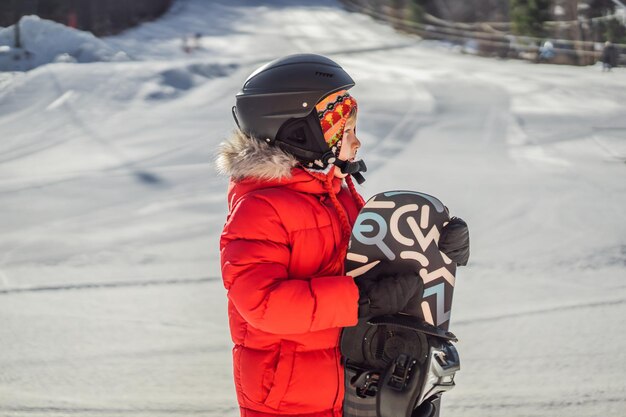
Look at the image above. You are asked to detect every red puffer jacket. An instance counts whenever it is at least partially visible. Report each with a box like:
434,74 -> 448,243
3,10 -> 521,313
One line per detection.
218,132 -> 363,417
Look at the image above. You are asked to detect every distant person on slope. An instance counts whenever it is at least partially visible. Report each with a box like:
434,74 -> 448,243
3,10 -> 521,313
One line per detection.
217,54 -> 470,417
601,41 -> 618,72
538,40 -> 555,62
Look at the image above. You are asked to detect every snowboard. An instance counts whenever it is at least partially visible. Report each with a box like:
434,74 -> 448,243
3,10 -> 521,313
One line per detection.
341,191 -> 460,417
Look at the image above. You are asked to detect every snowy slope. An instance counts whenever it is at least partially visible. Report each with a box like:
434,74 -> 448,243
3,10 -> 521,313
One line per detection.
0,0 -> 625,416
0,16 -> 129,71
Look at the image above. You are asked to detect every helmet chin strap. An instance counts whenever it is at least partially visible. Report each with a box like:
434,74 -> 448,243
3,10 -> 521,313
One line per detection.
332,158 -> 367,184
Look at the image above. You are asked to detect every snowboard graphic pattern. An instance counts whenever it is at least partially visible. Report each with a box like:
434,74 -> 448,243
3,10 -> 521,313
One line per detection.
345,191 -> 457,330
342,191 -> 459,417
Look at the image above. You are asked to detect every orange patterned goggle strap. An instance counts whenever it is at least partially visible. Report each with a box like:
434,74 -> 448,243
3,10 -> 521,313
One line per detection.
316,90 -> 357,148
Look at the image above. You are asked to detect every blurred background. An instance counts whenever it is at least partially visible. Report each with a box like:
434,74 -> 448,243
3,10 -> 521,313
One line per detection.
0,0 -> 172,35
0,1 -> 624,417
1,0 -> 625,66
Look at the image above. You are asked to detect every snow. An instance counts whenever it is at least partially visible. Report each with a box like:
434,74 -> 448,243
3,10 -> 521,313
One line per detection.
0,16 -> 129,71
1,0 -> 625,416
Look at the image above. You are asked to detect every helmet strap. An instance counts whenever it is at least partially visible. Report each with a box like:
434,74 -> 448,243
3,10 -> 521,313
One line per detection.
332,158 -> 367,184
231,106 -> 241,130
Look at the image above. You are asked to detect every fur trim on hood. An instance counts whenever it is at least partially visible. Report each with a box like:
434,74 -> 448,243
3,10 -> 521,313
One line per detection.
216,130 -> 299,180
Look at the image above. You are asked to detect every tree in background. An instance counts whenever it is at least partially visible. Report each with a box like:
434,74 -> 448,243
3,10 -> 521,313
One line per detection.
385,0 -> 427,25
510,0 -> 551,37
588,0 -> 616,18
596,17 -> 626,43
408,0 -> 427,23
587,0 -> 626,43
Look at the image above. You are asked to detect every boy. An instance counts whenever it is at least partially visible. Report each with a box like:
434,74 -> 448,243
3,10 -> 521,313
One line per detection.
218,54 -> 469,417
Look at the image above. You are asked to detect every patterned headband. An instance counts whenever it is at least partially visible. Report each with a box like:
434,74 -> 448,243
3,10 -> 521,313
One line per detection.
316,89 -> 358,149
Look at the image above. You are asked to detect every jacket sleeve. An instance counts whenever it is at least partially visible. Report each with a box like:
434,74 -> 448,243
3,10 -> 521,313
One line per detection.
220,194 -> 359,335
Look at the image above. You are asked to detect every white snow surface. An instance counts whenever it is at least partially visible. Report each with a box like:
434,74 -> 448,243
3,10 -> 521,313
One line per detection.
0,16 -> 130,71
0,0 -> 625,416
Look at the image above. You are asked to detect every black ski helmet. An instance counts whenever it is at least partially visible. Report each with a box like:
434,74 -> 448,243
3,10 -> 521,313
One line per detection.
233,54 -> 356,168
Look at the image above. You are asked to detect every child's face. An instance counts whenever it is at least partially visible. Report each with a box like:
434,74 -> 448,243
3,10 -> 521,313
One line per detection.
334,115 -> 360,179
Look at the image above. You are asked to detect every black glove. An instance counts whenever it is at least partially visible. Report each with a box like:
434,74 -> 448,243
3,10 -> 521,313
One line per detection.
357,273 -> 420,318
439,217 -> 470,266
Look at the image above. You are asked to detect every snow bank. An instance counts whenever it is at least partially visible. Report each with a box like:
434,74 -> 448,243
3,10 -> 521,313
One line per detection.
135,62 -> 239,101
0,15 -> 129,71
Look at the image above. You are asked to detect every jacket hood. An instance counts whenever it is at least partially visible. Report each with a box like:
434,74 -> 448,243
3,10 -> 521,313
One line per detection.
216,130 -> 298,181
216,130 -> 344,210
217,131 -> 366,274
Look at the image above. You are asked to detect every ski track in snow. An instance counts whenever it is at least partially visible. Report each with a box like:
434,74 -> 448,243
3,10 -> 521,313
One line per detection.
454,297 -> 626,325
0,276 -> 219,295
1,0 -> 625,416
0,406 -> 239,416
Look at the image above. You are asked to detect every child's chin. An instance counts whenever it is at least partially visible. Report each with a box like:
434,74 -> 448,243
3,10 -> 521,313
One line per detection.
334,171 -> 349,179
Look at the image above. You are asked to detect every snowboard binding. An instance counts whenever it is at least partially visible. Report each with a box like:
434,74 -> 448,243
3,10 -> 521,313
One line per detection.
342,315 -> 460,417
